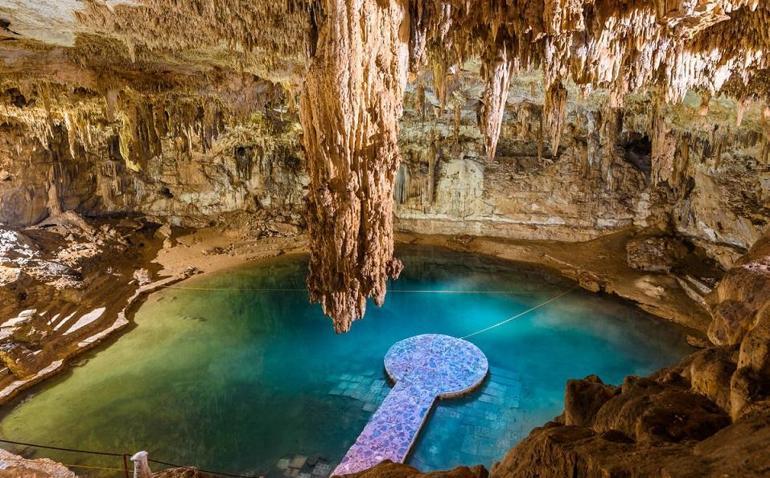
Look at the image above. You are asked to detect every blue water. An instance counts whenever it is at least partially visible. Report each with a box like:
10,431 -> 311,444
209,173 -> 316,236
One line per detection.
0,247 -> 692,476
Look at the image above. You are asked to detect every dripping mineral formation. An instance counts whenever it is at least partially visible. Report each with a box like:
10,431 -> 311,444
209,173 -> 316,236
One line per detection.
300,0 -> 770,328
0,0 -> 769,476
300,0 -> 409,332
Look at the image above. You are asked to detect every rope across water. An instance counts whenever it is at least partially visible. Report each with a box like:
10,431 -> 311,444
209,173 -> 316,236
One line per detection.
0,286 -> 577,475
161,283 -> 578,340
459,286 -> 577,339
163,286 -> 524,294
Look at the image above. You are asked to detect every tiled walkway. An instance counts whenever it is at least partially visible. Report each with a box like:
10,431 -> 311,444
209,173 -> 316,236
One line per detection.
333,334 -> 488,476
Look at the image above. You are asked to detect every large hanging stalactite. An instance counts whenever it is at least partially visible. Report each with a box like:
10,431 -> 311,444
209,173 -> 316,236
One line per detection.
299,0 -> 410,332
479,43 -> 514,161
544,81 -> 568,155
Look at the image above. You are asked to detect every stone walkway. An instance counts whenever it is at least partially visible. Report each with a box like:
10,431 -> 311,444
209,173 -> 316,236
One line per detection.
333,334 -> 488,476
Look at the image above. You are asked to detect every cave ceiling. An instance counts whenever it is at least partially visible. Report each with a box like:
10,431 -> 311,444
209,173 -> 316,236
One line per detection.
1,0 -> 769,331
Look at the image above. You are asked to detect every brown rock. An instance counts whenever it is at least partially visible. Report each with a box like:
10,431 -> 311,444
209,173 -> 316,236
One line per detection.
686,347 -> 737,412
593,377 -> 730,443
563,375 -> 618,427
729,367 -> 770,421
692,406 -> 770,477
625,235 -> 688,273
707,252 -> 770,346
490,422 -> 696,478
737,313 -> 770,376
0,449 -> 76,478
345,461 -> 487,478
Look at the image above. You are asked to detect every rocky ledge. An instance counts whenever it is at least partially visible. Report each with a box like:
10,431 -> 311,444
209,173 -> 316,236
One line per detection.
343,234 -> 770,478
0,211 -> 307,405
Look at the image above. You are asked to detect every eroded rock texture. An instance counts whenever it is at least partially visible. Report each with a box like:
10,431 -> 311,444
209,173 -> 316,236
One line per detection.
1,1 -> 770,476
1,0 -> 769,329
299,0 -> 410,332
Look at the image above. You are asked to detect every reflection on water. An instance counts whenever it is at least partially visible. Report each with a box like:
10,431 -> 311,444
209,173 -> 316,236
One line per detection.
0,246 -> 692,476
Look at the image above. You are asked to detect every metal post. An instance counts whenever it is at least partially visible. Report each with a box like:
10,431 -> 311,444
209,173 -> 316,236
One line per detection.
122,454 -> 130,478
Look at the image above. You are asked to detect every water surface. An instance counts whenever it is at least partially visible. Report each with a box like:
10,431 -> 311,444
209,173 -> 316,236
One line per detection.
0,247 -> 692,476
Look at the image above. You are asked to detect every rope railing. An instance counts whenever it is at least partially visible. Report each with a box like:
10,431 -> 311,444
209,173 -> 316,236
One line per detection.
0,438 -> 262,478
0,438 -> 125,457
164,283 -> 578,340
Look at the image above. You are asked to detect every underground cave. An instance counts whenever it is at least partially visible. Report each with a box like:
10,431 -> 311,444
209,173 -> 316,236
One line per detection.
0,1 -> 769,477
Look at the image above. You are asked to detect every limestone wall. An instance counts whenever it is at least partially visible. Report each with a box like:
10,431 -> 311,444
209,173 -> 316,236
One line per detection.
0,71 -> 767,267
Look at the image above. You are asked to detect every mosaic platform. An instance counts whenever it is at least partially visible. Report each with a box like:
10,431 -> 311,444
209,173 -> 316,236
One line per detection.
333,334 -> 489,476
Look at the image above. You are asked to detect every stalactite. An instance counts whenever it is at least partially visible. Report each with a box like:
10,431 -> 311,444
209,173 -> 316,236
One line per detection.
432,57 -> 449,116
67,0 -> 770,333
416,81 -> 427,121
479,45 -> 513,161
544,81 -> 567,156
299,0 -> 410,332
736,96 -> 748,127
651,106 -> 678,187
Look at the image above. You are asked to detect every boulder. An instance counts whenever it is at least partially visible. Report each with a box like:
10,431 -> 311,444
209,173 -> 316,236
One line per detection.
729,367 -> 770,420
0,449 -> 76,478
707,251 -> 770,346
593,377 -> 730,443
686,347 -> 737,412
563,375 -> 617,427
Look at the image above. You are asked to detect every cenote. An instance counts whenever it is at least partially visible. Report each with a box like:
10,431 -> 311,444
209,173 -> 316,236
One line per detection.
0,246 -> 692,476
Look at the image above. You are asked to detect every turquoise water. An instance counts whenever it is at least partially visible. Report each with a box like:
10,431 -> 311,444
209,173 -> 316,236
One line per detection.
0,247 -> 692,476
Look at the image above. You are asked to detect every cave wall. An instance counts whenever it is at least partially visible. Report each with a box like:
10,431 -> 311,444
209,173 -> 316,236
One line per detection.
0,69 -> 768,267
397,70 -> 770,268
0,80 -> 307,229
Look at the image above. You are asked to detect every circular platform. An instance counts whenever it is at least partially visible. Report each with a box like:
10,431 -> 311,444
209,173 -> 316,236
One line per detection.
384,334 -> 489,399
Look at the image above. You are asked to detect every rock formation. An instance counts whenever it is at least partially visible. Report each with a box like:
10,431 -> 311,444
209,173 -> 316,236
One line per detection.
2,0 -> 770,327
299,0 -> 409,332
0,448 -> 76,478
1,1 -> 770,474
479,47 -> 514,162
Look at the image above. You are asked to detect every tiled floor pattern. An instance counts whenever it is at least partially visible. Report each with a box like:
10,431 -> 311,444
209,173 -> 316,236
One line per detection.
332,335 -> 489,476
274,367 -> 523,478
409,367 -> 524,470
277,454 -> 333,478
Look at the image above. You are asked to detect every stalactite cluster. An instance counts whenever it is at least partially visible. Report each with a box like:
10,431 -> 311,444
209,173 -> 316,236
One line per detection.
299,0 -> 769,329
403,0 -> 770,164
299,0 -> 410,332
8,0 -> 767,329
